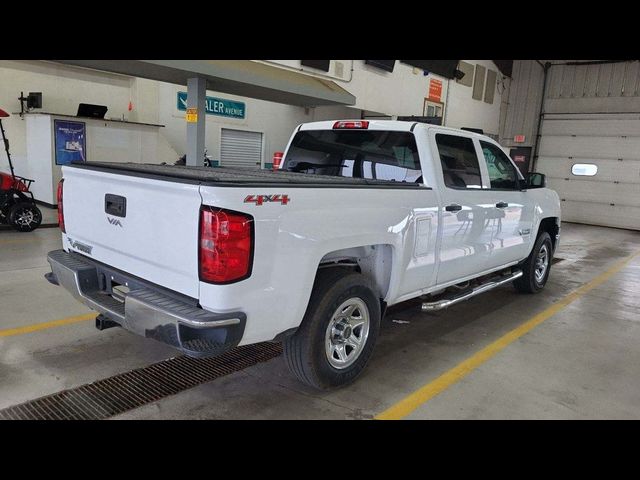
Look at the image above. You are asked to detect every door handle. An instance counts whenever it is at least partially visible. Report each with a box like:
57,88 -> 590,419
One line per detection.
495,202 -> 509,209
445,204 -> 462,212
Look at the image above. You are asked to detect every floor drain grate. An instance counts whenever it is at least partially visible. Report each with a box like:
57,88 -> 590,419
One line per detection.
0,342 -> 282,420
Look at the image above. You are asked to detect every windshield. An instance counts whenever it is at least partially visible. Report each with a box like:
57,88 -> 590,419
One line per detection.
283,130 -> 423,183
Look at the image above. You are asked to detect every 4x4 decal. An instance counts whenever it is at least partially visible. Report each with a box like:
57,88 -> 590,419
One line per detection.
244,194 -> 290,206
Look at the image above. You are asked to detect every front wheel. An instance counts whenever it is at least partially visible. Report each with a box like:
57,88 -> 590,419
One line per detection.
514,232 -> 552,293
283,269 -> 381,390
9,202 -> 42,232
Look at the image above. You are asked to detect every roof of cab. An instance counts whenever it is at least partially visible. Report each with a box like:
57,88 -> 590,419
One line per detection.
298,119 -> 496,142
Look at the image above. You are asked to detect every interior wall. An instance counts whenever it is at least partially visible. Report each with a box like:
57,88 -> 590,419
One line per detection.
267,60 -> 505,134
0,60 -> 134,175
1,60 -> 508,174
499,60 -> 546,149
0,62 -> 178,173
444,59 -> 506,135
157,82 -> 313,165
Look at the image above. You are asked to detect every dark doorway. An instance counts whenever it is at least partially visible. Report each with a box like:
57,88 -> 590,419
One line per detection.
509,146 -> 532,175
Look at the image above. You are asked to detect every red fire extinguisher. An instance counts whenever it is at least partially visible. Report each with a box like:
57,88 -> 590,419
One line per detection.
272,152 -> 284,171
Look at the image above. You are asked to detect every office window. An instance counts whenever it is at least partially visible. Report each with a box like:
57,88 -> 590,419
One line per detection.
571,163 -> 598,176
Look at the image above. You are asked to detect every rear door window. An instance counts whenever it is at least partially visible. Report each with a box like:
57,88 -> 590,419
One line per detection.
283,130 -> 423,183
435,134 -> 483,189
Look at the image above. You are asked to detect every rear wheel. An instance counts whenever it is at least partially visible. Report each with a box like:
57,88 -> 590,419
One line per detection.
9,202 -> 42,232
514,232 -> 552,293
283,269 -> 381,390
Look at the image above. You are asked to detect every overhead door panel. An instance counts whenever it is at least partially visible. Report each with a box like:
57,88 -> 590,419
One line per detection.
546,178 -> 639,204
540,116 -> 640,136
555,201 -> 640,231
220,128 -> 263,168
537,113 -> 640,231
537,156 -> 640,183
539,136 -> 640,159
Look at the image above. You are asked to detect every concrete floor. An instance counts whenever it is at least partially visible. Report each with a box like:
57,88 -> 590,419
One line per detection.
0,222 -> 638,419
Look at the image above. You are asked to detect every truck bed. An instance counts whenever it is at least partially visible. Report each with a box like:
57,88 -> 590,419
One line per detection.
68,162 -> 423,189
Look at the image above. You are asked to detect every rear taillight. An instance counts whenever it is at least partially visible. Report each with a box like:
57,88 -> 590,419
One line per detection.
57,179 -> 65,233
333,120 -> 369,129
199,207 -> 253,284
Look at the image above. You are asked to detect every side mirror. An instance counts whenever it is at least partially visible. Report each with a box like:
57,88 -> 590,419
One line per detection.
525,172 -> 546,188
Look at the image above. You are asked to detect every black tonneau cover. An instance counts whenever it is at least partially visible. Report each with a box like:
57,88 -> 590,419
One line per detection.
68,162 -> 423,189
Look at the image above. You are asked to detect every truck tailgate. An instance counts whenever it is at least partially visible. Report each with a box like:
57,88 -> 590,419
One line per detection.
61,166 -> 202,298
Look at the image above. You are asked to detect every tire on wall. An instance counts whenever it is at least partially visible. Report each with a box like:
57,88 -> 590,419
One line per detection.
514,231 -> 553,293
283,268 -> 381,390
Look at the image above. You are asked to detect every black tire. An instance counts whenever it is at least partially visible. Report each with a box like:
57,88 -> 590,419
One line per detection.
9,202 -> 42,232
514,231 -> 552,293
283,268 -> 381,390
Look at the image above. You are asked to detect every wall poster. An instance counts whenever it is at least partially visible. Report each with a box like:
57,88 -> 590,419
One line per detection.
54,119 -> 86,165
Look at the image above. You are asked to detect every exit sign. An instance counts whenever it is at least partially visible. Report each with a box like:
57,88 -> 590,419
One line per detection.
514,134 -> 526,143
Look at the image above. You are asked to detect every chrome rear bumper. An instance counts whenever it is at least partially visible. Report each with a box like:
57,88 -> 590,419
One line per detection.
46,249 -> 246,357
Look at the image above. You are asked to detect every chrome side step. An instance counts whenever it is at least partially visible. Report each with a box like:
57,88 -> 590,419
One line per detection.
422,270 -> 523,311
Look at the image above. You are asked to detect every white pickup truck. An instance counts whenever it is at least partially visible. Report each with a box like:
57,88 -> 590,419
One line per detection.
46,120 -> 560,389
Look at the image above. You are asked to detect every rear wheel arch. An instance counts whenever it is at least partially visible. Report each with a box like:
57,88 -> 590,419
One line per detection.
317,244 -> 394,301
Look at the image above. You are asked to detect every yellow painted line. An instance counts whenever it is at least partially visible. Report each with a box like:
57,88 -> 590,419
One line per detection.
375,249 -> 640,420
0,313 -> 95,338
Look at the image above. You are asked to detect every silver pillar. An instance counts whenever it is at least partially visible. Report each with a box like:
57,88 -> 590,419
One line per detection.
186,77 -> 206,166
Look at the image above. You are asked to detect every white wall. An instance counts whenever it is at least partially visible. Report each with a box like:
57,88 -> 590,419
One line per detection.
267,60 -> 506,135
0,61 -> 176,176
151,84 -> 359,165
444,60 -> 506,135
266,60 -> 442,117
0,60 -> 506,174
158,82 -> 309,164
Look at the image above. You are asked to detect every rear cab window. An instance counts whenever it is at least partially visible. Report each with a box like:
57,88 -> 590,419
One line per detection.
283,130 -> 423,184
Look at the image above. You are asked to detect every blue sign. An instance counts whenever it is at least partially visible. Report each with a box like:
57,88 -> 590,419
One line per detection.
54,120 -> 86,165
177,91 -> 245,119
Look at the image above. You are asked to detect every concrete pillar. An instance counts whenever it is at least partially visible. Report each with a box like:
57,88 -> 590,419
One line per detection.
186,77 -> 206,166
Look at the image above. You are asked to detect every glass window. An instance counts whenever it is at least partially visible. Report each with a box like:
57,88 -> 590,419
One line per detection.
571,163 -> 598,176
283,130 -> 423,183
435,134 -> 483,189
480,141 -> 519,190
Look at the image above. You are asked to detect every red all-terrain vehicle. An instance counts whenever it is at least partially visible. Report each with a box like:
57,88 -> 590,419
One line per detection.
0,108 -> 42,232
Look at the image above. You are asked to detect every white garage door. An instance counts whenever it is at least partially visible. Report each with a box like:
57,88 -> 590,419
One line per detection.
220,128 -> 263,168
537,113 -> 640,231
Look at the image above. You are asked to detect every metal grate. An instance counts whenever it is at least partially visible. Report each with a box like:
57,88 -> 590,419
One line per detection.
0,342 -> 282,420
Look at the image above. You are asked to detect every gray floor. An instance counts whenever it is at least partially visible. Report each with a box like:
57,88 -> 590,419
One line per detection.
0,222 -> 638,419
